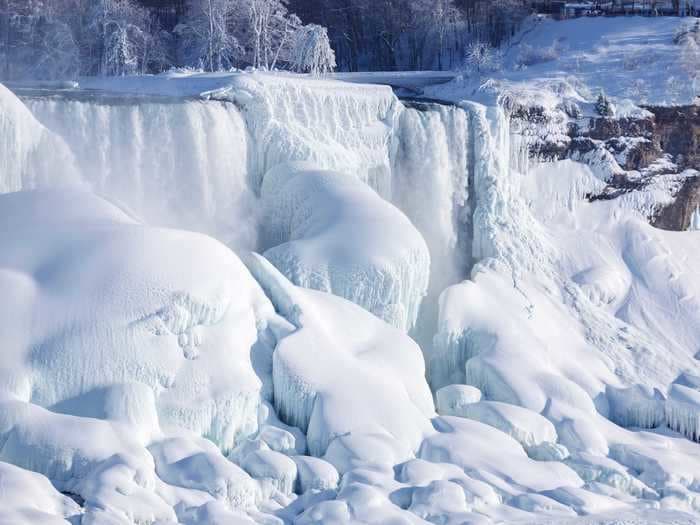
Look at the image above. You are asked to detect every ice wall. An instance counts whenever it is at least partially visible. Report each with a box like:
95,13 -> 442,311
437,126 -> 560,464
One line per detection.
8,80 -> 475,336
227,74 -> 399,197
0,84 -> 79,192
391,102 -> 472,345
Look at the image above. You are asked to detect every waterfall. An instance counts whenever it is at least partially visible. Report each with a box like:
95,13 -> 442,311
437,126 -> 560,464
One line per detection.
22,94 -> 257,250
7,84 -> 477,356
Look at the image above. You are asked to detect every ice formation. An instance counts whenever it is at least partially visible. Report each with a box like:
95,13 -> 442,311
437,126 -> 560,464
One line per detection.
260,162 -> 430,331
0,189 -> 273,452
22,94 -> 257,249
246,254 -> 434,458
2,19 -> 700,520
0,84 -> 78,193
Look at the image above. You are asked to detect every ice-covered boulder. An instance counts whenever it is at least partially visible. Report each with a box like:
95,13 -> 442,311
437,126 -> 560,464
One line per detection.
261,162 -> 430,331
419,417 -> 582,494
0,189 -> 276,452
242,449 -> 298,497
436,384 -> 482,415
0,461 -> 81,525
408,480 -> 471,523
607,385 -> 666,430
292,456 -> 340,493
149,436 -> 260,508
445,400 -> 568,461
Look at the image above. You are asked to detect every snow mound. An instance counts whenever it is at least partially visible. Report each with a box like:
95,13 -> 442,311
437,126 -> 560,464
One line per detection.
0,189 -> 273,452
453,400 -> 568,460
0,461 -> 81,524
261,162 -> 430,331
246,254 -> 434,459
436,384 -> 482,415
418,417 -> 583,494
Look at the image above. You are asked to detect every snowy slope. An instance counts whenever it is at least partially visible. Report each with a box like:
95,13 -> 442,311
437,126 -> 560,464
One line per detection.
427,16 -> 699,108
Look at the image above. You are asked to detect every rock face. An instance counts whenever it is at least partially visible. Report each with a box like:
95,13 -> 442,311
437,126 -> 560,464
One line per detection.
652,175 -> 700,231
510,102 -> 700,231
648,105 -> 700,231
650,105 -> 700,168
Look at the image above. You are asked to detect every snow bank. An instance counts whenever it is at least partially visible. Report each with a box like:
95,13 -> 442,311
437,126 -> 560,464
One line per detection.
261,162 -> 430,331
0,461 -> 81,524
428,16 -> 700,108
418,417 -> 583,494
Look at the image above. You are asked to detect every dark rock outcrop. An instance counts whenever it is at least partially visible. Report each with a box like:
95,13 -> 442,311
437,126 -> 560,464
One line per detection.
652,175 -> 700,231
647,105 -> 700,169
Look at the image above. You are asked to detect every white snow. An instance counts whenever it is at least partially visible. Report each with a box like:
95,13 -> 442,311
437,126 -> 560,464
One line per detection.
2,19 -> 700,521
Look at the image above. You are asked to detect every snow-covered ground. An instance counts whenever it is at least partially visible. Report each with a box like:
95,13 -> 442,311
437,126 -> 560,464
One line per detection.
1,14 -> 700,525
427,15 -> 700,108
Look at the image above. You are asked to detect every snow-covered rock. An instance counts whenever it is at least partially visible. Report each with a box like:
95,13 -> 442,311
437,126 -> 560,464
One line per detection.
241,450 -> 298,497
435,384 -> 482,415
419,417 -> 583,494
0,461 -> 81,525
453,400 -> 566,459
292,456 -> 340,493
149,436 -> 260,508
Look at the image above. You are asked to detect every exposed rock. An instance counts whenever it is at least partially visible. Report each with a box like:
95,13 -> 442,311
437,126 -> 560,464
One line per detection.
647,105 -> 700,169
652,175 -> 700,231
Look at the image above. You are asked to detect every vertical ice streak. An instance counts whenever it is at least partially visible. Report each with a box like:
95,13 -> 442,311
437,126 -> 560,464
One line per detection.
21,95 -> 257,251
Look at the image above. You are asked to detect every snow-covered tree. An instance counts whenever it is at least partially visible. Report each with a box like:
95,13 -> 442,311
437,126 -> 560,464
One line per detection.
465,40 -> 500,76
595,91 -> 614,117
175,0 -> 242,72
247,0 -> 302,70
678,21 -> 700,83
290,23 -> 335,75
85,0 -> 153,76
33,17 -> 81,79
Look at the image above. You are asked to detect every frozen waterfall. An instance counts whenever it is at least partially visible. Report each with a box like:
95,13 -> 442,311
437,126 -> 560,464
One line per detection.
13,84 -> 476,342
22,93 -> 257,250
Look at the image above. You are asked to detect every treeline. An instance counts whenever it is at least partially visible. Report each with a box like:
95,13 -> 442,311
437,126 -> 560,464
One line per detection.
289,0 -> 532,71
0,0 -> 534,79
0,0 -> 335,80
